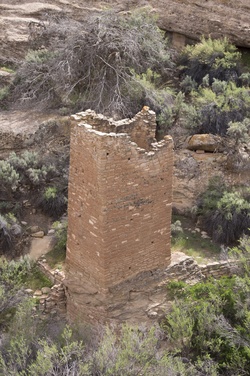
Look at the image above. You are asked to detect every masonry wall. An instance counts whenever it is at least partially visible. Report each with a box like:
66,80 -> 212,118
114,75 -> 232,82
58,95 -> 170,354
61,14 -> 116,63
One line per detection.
65,109 -> 173,323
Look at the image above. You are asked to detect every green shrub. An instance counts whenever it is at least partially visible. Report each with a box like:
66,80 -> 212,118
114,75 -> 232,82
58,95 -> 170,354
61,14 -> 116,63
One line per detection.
23,265 -> 53,290
179,36 -> 241,85
171,220 -> 183,236
131,68 -> 175,130
0,86 -> 9,101
180,75 -> 197,94
198,180 -> 250,244
190,81 -> 250,134
240,72 -> 250,86
0,160 -> 20,192
163,275 -> 250,374
46,221 -> 67,268
227,118 -> 250,145
0,214 -> 22,256
0,151 -> 68,222
37,186 -> 67,218
25,49 -> 54,64
0,257 -> 31,320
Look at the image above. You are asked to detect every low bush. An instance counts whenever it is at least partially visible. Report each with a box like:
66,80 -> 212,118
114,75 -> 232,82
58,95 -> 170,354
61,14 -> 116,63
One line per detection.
46,220 -> 67,268
179,36 -> 241,86
190,81 -> 250,134
164,272 -> 250,375
0,257 -> 31,320
37,186 -> 67,219
0,214 -> 22,256
198,178 -> 250,244
0,151 -> 68,219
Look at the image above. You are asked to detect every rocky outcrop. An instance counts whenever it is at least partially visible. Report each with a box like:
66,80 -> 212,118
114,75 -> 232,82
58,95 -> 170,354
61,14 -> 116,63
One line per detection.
0,1 -> 250,61
173,148 -> 250,212
187,134 -> 224,153
0,111 -> 70,155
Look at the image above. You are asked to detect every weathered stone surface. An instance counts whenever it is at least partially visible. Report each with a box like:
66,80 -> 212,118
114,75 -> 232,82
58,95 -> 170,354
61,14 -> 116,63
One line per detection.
31,231 -> 44,238
65,108 -> 173,324
41,287 -> 51,294
29,225 -> 41,234
172,148 -> 250,212
0,111 -> 70,154
33,289 -> 42,296
1,1 -> 250,61
187,134 -> 223,152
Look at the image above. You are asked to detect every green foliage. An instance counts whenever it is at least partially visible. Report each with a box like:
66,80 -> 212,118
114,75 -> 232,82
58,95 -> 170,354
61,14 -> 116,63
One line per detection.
180,75 -> 197,94
0,66 -> 15,74
164,301 -> 194,356
198,180 -> 250,244
0,257 -> 31,319
0,151 -> 68,256
164,274 -> 250,374
0,86 -> 9,101
183,37 -> 240,69
211,78 -> 227,94
37,186 -> 67,218
171,214 -> 220,261
189,80 -> 250,134
180,102 -> 201,130
1,151 -> 51,190
46,221 -> 67,268
92,324 -> 158,375
180,37 -> 241,86
25,49 -> 54,64
0,160 -> 20,192
23,265 -> 53,290
240,72 -> 250,86
177,38 -> 250,134
171,220 -> 183,235
44,186 -> 57,200
2,270 -> 250,376
131,68 -> 175,129
194,81 -> 250,110
26,325 -> 87,375
0,298 -> 40,375
227,117 -> 250,145
198,176 -> 226,213
0,151 -> 68,218
0,214 -> 22,256
8,150 -> 39,169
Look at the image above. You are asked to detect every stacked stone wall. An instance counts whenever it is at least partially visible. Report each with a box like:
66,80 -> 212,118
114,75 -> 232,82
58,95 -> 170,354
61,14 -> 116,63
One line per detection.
65,109 -> 173,323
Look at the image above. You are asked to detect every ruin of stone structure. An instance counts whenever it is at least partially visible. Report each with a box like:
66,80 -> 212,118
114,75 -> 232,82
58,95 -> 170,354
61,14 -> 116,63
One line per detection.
65,108 -> 173,323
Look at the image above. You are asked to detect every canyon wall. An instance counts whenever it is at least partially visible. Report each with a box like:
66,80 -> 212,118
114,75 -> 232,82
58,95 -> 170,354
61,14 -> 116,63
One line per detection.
1,0 -> 250,61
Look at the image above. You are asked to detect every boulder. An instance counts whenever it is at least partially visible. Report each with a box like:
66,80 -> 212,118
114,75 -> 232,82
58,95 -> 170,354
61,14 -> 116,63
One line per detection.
31,231 -> 44,238
187,134 -> 223,152
28,225 -> 41,233
41,286 -> 51,294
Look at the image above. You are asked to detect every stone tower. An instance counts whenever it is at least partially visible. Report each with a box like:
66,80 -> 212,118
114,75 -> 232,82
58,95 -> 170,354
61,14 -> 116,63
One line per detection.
65,108 -> 173,323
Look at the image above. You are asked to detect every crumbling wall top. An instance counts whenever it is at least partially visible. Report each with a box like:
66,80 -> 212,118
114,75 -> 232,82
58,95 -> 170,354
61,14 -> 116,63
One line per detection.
70,107 -> 170,151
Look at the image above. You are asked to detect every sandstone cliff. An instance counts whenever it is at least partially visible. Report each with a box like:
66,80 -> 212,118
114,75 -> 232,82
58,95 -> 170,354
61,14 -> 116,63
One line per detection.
1,0 -> 250,61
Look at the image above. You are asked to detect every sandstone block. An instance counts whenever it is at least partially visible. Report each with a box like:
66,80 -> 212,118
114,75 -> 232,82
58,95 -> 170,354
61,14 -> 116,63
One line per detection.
31,231 -> 45,238
187,134 -> 223,152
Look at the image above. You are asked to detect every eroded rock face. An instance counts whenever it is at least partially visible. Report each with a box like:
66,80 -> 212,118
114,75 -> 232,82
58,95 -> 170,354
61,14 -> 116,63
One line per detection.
1,0 -> 250,61
173,148 -> 250,212
0,110 -> 70,154
187,134 -> 224,152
